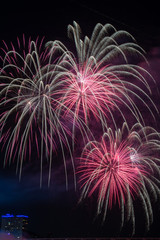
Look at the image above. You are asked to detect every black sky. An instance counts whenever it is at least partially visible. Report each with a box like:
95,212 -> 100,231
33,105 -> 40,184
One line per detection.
0,0 -> 160,238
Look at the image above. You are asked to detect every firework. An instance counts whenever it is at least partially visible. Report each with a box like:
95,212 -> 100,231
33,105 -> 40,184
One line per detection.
47,21 -> 157,130
0,36 -> 76,188
78,122 -> 160,234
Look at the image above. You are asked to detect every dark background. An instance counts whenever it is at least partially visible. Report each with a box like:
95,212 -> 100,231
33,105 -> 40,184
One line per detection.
0,0 -> 160,238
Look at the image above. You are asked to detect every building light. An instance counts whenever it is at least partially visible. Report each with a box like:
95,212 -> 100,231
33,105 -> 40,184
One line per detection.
1,213 -> 14,218
16,215 -> 28,218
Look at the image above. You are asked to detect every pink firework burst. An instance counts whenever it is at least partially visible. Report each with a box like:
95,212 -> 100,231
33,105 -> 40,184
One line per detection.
78,122 -> 160,234
47,21 -> 157,129
57,62 -> 119,125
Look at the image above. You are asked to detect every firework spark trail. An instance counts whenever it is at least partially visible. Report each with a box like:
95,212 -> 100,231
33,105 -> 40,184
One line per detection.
78,122 -> 160,235
0,23 -> 159,202
0,36 -> 78,189
47,21 -> 158,132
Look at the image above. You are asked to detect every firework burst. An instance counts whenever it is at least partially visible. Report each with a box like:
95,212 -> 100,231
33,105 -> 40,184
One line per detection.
78,122 -> 160,235
0,36 -> 76,188
47,21 -> 157,130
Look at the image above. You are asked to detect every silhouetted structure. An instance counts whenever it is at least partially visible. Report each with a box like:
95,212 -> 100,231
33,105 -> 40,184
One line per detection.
1,213 -> 28,239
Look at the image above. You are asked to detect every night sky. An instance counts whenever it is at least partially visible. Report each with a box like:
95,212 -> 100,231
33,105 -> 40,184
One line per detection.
0,0 -> 160,238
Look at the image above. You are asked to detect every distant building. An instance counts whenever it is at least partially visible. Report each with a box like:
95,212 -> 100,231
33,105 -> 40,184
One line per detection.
1,213 -> 29,239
